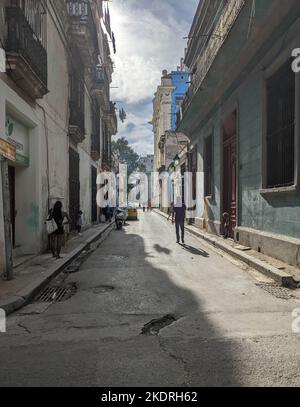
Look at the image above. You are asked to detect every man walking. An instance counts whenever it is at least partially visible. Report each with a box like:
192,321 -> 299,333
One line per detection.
172,198 -> 186,244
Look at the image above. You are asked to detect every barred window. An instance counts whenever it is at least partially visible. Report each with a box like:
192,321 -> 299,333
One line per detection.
266,60 -> 295,188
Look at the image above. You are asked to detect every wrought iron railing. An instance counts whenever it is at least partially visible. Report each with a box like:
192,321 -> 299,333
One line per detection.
94,65 -> 110,96
182,0 -> 245,115
91,133 -> 100,155
69,101 -> 85,134
5,6 -> 47,86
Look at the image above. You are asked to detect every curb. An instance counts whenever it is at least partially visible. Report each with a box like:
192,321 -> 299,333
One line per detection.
1,222 -> 114,315
154,210 -> 295,288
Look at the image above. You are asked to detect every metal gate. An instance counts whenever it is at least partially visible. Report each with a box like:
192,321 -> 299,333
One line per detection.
69,148 -> 80,230
222,111 -> 237,239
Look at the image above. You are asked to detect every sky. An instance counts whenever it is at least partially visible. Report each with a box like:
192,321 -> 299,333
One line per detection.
109,0 -> 199,156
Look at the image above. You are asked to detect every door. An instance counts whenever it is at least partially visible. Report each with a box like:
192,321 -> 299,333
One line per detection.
91,166 -> 97,223
222,111 -> 237,238
69,148 -> 80,230
8,166 -> 15,247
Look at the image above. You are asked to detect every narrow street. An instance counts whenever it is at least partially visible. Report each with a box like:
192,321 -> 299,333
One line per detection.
0,211 -> 299,387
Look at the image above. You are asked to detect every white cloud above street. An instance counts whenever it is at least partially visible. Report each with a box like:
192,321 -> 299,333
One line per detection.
110,0 -> 198,155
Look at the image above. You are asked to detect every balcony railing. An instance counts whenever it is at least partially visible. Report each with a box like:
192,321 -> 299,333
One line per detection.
182,0 -> 245,115
91,133 -> 100,161
92,66 -> 110,106
5,5 -> 48,98
67,0 -> 98,63
69,101 -> 85,144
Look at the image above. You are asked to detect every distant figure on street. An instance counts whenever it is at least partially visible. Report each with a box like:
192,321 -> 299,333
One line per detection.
76,210 -> 83,235
172,198 -> 186,244
147,200 -> 152,212
222,212 -> 230,239
105,205 -> 113,222
167,202 -> 174,221
50,201 -> 71,259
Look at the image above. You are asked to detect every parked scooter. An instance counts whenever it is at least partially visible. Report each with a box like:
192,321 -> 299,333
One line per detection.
115,208 -> 125,230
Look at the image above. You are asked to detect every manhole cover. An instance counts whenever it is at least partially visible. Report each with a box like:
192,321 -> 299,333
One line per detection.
35,284 -> 77,303
92,285 -> 115,294
256,283 -> 294,300
141,315 -> 177,335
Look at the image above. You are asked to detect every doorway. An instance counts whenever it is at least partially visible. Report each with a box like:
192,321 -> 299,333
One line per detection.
69,148 -> 80,230
8,165 -> 15,247
222,111 -> 237,239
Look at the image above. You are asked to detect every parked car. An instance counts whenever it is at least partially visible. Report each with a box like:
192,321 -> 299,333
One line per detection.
127,206 -> 138,221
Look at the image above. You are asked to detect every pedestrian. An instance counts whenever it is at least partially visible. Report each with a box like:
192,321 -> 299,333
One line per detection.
167,202 -> 174,221
222,212 -> 230,239
172,197 -> 186,244
105,204 -> 110,222
76,210 -> 83,235
107,206 -> 113,222
50,201 -> 71,259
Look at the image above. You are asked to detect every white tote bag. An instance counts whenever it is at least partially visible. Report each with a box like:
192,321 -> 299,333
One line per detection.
46,217 -> 58,235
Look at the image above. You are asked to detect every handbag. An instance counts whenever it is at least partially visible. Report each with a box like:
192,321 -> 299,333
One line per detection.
46,216 -> 58,234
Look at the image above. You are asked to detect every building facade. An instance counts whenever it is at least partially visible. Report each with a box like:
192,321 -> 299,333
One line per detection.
0,0 -> 117,278
178,0 -> 300,267
170,71 -> 189,131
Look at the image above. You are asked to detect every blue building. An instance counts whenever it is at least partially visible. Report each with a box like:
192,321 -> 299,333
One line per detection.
170,71 -> 189,130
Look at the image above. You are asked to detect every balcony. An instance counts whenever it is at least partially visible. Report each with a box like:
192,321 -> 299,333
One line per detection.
91,133 -> 100,162
5,6 -> 48,99
91,66 -> 110,109
104,102 -> 118,136
67,0 -> 98,65
182,0 -> 245,115
69,101 -> 85,145
101,152 -> 111,171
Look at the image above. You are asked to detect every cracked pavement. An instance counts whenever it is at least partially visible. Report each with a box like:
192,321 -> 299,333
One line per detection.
0,211 -> 300,386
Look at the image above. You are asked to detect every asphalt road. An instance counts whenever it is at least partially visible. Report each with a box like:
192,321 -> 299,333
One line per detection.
0,211 -> 300,387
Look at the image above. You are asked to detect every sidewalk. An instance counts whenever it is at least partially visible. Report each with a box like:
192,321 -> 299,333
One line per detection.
154,209 -> 300,287
0,222 -> 114,315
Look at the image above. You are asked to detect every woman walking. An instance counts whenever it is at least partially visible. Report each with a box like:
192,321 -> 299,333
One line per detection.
50,201 -> 71,259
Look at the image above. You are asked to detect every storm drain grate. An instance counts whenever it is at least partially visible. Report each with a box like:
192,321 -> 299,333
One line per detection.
35,284 -> 77,303
141,315 -> 177,335
255,283 -> 294,300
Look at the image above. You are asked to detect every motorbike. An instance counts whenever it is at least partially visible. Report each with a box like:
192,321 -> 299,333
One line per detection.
115,208 -> 125,230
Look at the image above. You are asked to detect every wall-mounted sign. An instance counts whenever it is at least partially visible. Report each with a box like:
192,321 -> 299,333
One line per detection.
0,138 -> 16,161
5,115 -> 29,166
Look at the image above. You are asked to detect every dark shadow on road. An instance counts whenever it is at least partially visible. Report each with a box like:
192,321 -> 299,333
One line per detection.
0,216 -> 241,387
153,244 -> 172,255
181,244 -> 209,258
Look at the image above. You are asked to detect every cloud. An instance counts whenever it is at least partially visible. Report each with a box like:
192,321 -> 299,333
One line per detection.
110,0 -> 198,154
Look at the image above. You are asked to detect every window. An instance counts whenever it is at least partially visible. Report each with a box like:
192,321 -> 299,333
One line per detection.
204,135 -> 213,197
265,60 -> 295,188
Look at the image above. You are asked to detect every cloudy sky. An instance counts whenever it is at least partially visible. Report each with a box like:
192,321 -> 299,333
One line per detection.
109,0 -> 199,156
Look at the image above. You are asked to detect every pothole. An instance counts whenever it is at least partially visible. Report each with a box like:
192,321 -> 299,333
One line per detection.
255,283 -> 295,300
91,285 -> 115,294
34,283 -> 77,303
98,255 -> 128,261
141,314 -> 177,335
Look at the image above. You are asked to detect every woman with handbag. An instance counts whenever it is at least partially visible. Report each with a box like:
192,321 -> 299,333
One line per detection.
49,201 -> 71,259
